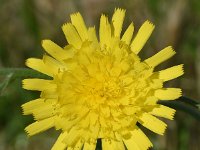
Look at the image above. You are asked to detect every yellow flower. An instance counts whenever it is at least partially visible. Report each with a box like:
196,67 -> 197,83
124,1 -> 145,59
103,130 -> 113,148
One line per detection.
22,8 -> 184,150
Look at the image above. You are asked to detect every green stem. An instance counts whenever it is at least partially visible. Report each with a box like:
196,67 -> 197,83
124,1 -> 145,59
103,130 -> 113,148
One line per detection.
0,68 -> 50,79
158,97 -> 200,120
178,96 -> 199,109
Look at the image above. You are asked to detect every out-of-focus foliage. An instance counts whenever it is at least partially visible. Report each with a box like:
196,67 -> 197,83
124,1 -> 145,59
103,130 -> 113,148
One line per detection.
0,0 -> 199,150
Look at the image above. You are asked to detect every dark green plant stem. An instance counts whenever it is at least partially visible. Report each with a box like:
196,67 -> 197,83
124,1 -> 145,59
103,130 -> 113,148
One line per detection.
158,98 -> 200,120
178,96 -> 199,109
96,139 -> 102,150
0,68 -> 51,79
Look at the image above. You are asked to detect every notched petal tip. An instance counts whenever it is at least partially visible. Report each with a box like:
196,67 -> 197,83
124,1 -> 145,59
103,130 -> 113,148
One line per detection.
145,46 -> 176,67
62,23 -> 82,48
180,64 -> 185,74
22,79 -> 28,90
155,88 -> 182,100
62,23 -> 73,34
21,106 -> 26,115
41,39 -> 51,47
70,12 -> 88,41
25,58 -> 41,68
158,64 -> 184,82
145,20 -> 155,28
61,23 -> 68,30
25,117 -> 55,137
114,7 -> 126,12
25,58 -> 31,67
70,12 -> 81,17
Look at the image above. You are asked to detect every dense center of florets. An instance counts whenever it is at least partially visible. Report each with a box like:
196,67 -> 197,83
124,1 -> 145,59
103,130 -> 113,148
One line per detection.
87,77 -> 124,100
58,46 -> 155,108
54,43 -> 163,141
100,79 -> 123,98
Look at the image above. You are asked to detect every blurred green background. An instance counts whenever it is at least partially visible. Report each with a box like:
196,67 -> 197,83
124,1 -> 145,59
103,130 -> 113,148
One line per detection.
0,0 -> 200,149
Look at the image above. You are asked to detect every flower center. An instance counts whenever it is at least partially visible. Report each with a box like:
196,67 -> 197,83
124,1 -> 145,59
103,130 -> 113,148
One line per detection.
98,79 -> 124,99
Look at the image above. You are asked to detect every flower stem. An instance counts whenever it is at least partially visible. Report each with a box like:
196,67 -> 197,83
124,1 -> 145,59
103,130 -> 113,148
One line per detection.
158,97 -> 200,120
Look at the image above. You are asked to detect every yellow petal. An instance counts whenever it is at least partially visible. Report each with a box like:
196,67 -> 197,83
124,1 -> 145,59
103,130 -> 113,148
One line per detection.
71,12 -> 88,40
100,105 -> 111,118
123,135 -> 140,150
139,113 -> 167,135
25,117 -> 55,136
88,27 -> 98,43
41,89 -> 58,99
121,23 -> 134,45
83,141 -> 96,150
155,88 -> 182,100
129,128 -> 153,150
22,98 -> 45,115
32,102 -> 57,120
99,15 -> 111,48
26,58 -> 53,76
102,139 -> 125,150
110,67 -> 121,77
159,64 -> 184,81
43,55 -> 66,74
144,96 -> 158,105
112,8 -> 126,37
131,21 -> 155,54
62,127 -> 82,147
150,105 -> 176,120
67,139 -> 84,150
62,23 -> 82,49
52,132 -> 68,150
87,63 -> 99,77
22,79 -> 56,91
42,40 -> 74,61
144,46 -> 176,67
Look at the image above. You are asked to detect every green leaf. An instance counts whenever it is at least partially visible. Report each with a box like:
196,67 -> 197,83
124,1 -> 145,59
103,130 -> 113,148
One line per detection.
0,73 -> 13,95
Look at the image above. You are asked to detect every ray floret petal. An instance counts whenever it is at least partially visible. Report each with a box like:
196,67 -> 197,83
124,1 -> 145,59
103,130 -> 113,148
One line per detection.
22,8 -> 184,150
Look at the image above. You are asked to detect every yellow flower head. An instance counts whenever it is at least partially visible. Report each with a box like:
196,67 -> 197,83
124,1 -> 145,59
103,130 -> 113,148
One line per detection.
22,8 -> 184,150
